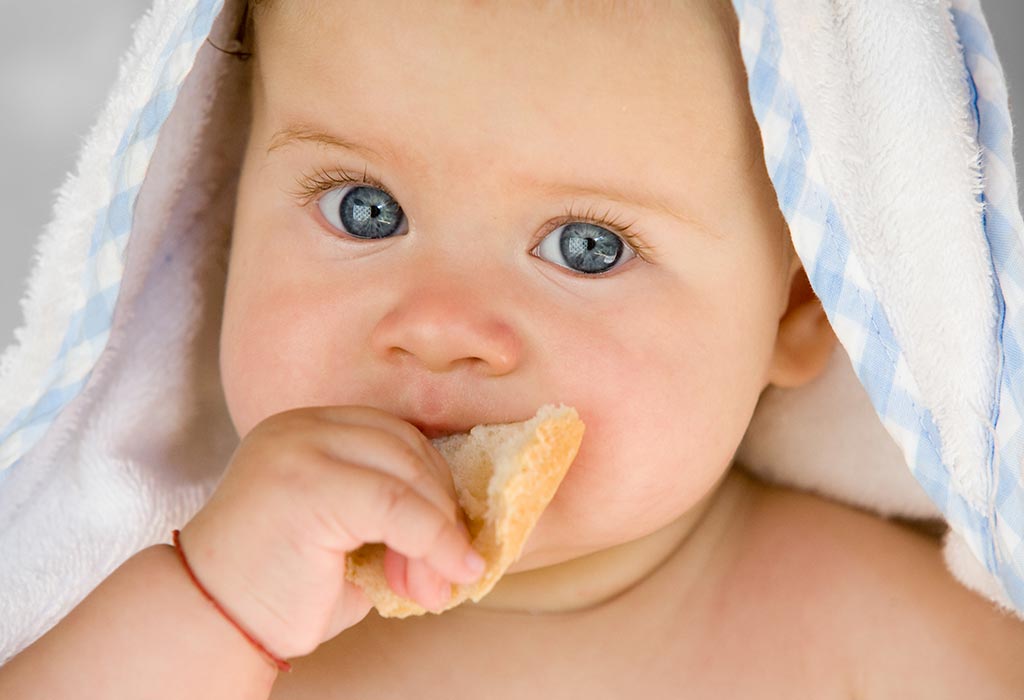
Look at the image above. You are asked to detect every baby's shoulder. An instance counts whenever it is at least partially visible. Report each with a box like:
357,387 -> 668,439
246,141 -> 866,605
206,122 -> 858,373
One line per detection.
737,479 -> 1024,698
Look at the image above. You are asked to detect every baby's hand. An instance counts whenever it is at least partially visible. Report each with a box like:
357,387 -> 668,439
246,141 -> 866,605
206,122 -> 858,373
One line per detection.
176,405 -> 485,661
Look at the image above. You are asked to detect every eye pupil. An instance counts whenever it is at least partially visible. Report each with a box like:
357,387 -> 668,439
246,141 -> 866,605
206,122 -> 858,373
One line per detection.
334,185 -> 404,239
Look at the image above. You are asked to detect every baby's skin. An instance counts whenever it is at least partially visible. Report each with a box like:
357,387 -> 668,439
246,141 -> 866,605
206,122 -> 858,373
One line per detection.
2,1 -> 1024,698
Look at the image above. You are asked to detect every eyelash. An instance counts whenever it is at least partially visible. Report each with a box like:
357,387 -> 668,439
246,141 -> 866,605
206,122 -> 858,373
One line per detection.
291,166 -> 653,261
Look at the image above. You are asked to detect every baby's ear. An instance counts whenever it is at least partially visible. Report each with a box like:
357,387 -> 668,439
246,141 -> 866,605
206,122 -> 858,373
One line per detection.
766,263 -> 837,390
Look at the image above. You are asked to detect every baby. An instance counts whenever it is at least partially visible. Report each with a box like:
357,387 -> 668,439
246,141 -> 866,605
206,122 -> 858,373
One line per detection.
3,0 -> 1024,697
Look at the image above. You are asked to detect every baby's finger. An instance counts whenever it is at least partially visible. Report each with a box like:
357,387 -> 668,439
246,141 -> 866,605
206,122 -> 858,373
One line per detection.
327,464 -> 484,584
422,439 -> 467,524
313,406 -> 441,476
383,547 -> 410,599
305,401 -> 466,532
324,580 -> 374,641
311,405 -> 465,527
314,423 -> 463,530
405,556 -> 451,612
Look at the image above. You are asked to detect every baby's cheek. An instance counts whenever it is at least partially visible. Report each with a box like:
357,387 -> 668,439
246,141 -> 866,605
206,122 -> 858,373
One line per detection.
220,284 -> 359,438
547,339 -> 730,540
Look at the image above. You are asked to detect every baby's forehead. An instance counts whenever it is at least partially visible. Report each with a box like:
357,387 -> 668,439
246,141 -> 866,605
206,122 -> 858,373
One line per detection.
251,0 -> 759,226
256,0 -> 735,51
255,0 -> 745,142
254,0 -> 745,120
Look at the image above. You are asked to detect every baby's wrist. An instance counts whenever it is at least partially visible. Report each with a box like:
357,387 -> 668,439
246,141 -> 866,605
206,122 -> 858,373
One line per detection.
170,531 -> 292,672
150,542 -> 286,680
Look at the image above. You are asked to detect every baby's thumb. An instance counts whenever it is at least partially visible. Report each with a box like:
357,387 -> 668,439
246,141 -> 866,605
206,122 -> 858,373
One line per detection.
323,580 -> 374,642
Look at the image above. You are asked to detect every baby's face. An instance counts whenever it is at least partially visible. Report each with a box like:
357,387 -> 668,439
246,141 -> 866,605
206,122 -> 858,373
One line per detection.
221,0 -> 800,570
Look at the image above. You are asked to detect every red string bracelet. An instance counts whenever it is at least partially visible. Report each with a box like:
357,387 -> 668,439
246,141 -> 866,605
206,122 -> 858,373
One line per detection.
171,529 -> 292,673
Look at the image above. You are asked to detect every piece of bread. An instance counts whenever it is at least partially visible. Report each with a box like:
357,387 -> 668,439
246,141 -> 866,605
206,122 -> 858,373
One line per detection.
344,403 -> 585,617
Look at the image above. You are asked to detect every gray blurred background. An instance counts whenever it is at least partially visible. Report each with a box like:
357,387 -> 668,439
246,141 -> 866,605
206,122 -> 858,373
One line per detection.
1,1 -> 1022,352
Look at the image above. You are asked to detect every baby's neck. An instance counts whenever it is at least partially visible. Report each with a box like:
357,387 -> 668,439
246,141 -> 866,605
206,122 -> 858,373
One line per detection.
461,466 -> 756,615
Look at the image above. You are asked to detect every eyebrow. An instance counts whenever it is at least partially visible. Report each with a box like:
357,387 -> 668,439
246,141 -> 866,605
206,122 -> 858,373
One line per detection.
267,126 -> 392,162
524,179 -> 720,238
266,125 -> 720,238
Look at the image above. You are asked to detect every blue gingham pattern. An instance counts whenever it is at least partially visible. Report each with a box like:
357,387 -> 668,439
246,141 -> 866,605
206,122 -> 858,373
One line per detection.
950,0 -> 1024,611
731,0 -> 1024,613
0,0 -> 1021,614
0,0 -> 225,483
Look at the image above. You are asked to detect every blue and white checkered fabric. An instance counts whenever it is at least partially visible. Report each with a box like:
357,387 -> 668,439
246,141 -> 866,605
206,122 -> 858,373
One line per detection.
951,0 -> 1024,611
731,0 -> 1024,612
0,0 -> 225,483
1,0 -> 1022,614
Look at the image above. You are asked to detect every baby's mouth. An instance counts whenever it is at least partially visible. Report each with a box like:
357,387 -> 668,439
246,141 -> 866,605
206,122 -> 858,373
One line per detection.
405,413 -> 534,440
418,425 -> 458,440
408,421 -> 466,440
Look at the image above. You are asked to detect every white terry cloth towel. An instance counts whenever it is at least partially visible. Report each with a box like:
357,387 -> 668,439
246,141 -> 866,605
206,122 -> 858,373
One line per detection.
1,0 -> 1022,663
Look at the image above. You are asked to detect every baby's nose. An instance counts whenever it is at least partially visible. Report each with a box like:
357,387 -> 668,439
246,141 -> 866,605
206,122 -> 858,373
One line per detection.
369,288 -> 521,376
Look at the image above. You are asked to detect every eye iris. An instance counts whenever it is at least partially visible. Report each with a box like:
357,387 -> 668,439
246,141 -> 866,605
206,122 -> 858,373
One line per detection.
560,222 -> 623,273
340,186 -> 403,239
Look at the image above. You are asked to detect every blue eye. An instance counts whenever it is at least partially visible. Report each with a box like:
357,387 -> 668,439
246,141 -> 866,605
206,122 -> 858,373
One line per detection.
534,222 -> 636,275
318,185 -> 407,239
